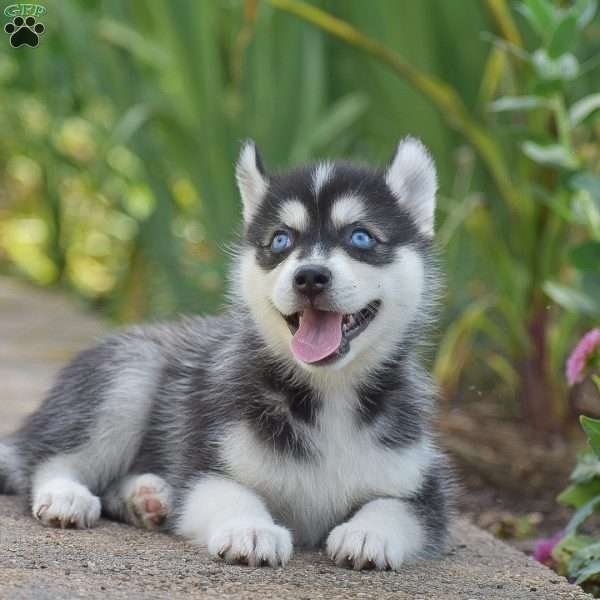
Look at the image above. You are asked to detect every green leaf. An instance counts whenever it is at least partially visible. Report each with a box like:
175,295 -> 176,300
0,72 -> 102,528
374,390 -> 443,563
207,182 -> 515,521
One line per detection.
569,93 -> 600,126
574,0 -> 598,28
97,19 -> 172,69
559,479 -> 600,508
566,493 -> 600,534
569,241 -> 600,272
582,416 -> 600,458
553,533 -> 596,572
489,96 -> 549,112
289,92 -> 369,162
570,191 -> 600,236
574,559 -> 600,584
541,191 -> 579,222
572,453 -> 600,483
110,104 -> 153,146
570,541 -> 600,576
572,172 -> 600,201
543,281 -> 600,316
520,0 -> 558,42
548,14 -> 578,58
522,141 -> 577,168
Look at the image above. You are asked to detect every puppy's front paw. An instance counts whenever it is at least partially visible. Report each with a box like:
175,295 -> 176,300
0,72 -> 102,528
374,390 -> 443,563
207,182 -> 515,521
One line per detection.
207,520 -> 293,567
33,479 -> 101,529
326,522 -> 408,571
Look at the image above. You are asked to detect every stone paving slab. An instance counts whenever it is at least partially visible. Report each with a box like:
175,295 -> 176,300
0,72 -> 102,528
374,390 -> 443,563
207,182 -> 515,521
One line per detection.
0,276 -> 105,437
0,276 -> 592,599
0,497 -> 591,600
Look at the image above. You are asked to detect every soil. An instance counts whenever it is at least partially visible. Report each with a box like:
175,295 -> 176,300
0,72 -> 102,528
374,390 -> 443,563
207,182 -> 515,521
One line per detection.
441,404 -> 585,554
457,464 -> 573,552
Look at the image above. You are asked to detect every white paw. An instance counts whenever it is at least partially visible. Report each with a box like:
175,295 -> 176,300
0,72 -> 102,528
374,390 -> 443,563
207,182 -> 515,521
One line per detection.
125,474 -> 171,529
326,522 -> 409,571
33,479 -> 101,529
207,519 -> 293,567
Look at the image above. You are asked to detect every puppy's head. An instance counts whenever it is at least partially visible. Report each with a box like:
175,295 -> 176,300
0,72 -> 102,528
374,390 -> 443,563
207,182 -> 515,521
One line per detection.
233,138 -> 438,375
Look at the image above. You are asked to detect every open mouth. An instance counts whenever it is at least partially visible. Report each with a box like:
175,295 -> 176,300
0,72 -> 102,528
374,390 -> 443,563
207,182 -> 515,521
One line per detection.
283,300 -> 381,365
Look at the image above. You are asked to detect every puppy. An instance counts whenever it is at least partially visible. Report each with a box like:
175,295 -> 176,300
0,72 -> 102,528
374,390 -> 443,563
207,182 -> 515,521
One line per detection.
0,137 -> 452,570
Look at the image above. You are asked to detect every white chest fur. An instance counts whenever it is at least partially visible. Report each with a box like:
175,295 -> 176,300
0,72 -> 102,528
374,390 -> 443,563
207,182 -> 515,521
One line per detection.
222,392 -> 434,546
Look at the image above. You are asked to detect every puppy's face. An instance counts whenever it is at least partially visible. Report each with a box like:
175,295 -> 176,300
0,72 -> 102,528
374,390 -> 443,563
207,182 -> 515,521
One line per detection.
234,138 -> 437,375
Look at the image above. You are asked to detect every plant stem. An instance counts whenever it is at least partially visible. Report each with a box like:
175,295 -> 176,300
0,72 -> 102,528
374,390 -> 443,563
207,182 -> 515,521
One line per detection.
483,0 -> 523,49
552,94 -> 579,167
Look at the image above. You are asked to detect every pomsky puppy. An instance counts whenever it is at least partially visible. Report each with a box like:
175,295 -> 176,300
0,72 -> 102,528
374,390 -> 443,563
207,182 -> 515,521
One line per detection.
0,137 -> 453,570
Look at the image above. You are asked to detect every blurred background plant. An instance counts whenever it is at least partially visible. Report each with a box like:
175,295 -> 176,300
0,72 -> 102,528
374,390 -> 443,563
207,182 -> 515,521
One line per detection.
0,0 -> 599,434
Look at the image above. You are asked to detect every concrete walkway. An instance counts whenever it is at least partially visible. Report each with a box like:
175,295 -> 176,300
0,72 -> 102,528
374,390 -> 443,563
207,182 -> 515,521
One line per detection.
0,276 -> 591,599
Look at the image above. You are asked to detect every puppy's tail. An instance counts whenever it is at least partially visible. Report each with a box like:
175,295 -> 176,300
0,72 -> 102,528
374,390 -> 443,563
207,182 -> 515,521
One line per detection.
0,439 -> 24,495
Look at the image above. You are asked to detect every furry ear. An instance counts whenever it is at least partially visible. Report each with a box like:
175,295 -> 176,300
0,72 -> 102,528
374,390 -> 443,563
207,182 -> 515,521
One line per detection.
236,140 -> 268,224
385,137 -> 437,236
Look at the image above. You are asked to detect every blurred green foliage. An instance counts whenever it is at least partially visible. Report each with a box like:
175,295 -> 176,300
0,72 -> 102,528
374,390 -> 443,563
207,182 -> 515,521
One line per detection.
0,0 -> 599,424
0,0 -> 495,317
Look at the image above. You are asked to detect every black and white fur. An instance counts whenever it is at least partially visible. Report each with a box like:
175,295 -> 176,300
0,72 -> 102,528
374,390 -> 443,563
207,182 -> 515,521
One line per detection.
0,137 -> 453,570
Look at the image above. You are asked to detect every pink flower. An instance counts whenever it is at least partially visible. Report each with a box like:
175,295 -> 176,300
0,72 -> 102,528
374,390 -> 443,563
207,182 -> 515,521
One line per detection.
566,328 -> 600,386
533,531 -> 563,565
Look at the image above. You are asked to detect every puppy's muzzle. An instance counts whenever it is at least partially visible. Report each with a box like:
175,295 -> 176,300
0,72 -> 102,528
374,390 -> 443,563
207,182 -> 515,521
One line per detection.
293,265 -> 332,300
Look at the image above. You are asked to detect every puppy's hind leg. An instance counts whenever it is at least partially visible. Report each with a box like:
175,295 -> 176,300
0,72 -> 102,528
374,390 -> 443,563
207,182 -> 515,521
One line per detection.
102,473 -> 171,530
28,338 -> 165,529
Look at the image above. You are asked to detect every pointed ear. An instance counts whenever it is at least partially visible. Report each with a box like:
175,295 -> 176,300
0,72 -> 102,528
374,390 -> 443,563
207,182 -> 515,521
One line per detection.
385,136 -> 437,237
236,140 -> 268,224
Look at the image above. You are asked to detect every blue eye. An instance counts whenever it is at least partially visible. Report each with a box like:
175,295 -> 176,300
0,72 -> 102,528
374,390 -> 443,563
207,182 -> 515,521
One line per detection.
350,228 -> 376,249
271,231 -> 292,252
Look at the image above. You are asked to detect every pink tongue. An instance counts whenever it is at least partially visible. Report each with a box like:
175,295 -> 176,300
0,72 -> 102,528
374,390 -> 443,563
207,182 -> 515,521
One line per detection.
290,308 -> 343,363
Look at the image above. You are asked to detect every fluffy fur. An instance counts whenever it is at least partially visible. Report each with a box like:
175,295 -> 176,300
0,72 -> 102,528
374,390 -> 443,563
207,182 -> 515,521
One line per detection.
0,137 -> 453,570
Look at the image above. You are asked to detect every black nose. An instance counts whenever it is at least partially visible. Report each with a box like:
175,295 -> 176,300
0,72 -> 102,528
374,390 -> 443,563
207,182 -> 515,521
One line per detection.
293,265 -> 332,298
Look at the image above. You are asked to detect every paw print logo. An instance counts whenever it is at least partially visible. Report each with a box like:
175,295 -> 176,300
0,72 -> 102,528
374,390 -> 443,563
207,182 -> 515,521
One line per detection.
4,15 -> 45,48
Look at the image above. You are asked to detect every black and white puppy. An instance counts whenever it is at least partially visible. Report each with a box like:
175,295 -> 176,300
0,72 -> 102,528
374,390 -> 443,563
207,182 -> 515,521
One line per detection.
0,137 -> 452,570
